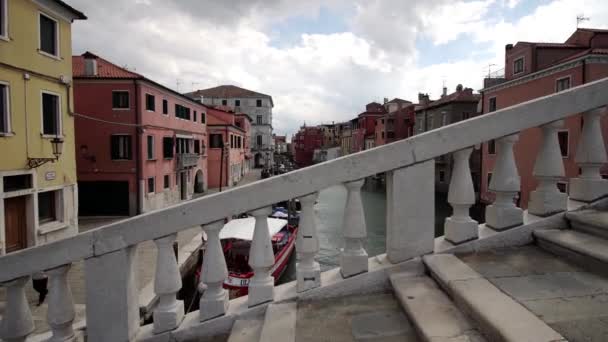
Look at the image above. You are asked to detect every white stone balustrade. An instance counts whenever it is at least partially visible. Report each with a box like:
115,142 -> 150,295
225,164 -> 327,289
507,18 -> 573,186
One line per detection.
248,206 -> 275,307
445,147 -> 478,244
0,276 -> 34,342
296,192 -> 321,292
529,121 -> 568,216
153,234 -> 184,334
570,107 -> 608,202
199,220 -> 229,321
340,179 -> 369,278
486,134 -> 523,230
46,265 -> 75,342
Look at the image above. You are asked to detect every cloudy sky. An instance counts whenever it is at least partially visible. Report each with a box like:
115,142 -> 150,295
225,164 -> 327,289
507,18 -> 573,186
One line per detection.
66,0 -> 608,137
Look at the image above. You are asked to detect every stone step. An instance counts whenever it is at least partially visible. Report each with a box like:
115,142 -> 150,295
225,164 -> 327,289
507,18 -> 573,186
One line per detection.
390,273 -> 486,342
259,302 -> 297,342
534,228 -> 608,275
227,319 -> 264,342
423,254 -> 566,342
566,209 -> 608,240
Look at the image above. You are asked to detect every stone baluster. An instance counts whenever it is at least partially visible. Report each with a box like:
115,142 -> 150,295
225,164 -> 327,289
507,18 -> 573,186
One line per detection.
153,233 -> 184,333
445,147 -> 478,244
529,121 -> 567,216
46,265 -> 75,342
0,276 -> 34,342
296,192 -> 321,292
199,220 -> 229,321
486,134 -> 523,230
340,179 -> 368,278
570,107 -> 608,202
248,206 -> 275,307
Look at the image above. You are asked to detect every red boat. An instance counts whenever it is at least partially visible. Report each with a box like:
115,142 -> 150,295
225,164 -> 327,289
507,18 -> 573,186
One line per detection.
219,216 -> 297,298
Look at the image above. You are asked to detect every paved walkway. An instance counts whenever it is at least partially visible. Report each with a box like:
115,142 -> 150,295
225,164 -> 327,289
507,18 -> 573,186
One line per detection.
460,246 -> 608,342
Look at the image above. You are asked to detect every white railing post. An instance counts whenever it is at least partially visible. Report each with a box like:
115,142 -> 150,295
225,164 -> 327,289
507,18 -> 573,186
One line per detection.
248,206 -> 275,307
529,121 -> 567,216
85,246 -> 139,342
0,276 -> 34,342
199,220 -> 229,321
296,192 -> 321,292
46,264 -> 75,342
570,107 -> 608,202
386,160 -> 435,263
153,233 -> 184,334
486,134 -> 523,230
340,179 -> 368,278
445,147 -> 478,244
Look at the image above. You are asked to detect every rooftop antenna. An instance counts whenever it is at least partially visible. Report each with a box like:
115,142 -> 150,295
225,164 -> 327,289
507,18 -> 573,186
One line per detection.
577,14 -> 590,28
486,63 -> 496,78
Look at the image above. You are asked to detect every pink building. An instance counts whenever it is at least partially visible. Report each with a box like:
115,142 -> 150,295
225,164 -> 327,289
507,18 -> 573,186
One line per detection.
375,99 -> 415,146
73,52 -> 207,216
206,107 -> 250,189
353,102 -> 386,152
480,28 -> 608,208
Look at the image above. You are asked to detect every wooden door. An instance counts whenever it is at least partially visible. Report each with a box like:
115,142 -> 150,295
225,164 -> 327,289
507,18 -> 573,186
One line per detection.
4,196 -> 27,253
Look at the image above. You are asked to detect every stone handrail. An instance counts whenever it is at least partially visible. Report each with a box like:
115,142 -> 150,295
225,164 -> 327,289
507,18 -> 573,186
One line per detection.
1,77 -> 608,283
1,77 -> 608,342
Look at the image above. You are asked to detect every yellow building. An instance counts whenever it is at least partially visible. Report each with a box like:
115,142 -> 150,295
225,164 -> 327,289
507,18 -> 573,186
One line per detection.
0,0 -> 85,254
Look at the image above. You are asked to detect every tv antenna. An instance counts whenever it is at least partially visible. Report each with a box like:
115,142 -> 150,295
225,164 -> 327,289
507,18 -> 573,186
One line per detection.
577,15 -> 590,28
486,63 -> 496,78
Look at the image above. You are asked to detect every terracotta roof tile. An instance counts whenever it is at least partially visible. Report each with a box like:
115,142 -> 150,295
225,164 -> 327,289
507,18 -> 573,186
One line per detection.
73,52 -> 143,79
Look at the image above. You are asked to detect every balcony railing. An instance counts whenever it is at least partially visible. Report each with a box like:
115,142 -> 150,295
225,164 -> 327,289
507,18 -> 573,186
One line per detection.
176,153 -> 199,170
1,77 -> 608,341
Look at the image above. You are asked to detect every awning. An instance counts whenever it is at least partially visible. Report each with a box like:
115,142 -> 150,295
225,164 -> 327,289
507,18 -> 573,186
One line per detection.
219,217 -> 288,241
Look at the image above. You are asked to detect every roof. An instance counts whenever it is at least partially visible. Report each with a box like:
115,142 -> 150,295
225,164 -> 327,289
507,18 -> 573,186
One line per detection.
417,89 -> 480,111
516,42 -> 581,48
386,98 -> 412,104
52,0 -> 87,20
185,85 -> 274,107
219,217 -> 287,241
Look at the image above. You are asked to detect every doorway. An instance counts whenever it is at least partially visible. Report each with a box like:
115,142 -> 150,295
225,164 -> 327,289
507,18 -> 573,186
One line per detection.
180,172 -> 188,200
194,170 -> 204,194
4,196 -> 27,253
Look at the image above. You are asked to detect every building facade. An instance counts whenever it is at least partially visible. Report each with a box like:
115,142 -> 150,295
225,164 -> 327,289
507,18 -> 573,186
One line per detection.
480,28 -> 608,208
0,0 -> 86,254
273,134 -> 287,154
293,125 -> 324,167
375,98 -> 415,146
206,107 -> 250,189
186,85 -> 274,169
73,52 -> 207,216
353,102 -> 386,153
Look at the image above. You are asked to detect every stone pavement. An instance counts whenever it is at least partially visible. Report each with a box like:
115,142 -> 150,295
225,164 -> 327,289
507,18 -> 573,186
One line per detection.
460,246 -> 608,342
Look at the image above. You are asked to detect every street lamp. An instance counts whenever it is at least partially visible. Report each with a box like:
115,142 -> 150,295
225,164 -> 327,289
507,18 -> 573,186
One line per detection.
27,137 -> 64,169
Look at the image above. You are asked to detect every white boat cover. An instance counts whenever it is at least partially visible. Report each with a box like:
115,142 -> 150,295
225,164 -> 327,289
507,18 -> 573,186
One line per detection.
219,217 -> 288,241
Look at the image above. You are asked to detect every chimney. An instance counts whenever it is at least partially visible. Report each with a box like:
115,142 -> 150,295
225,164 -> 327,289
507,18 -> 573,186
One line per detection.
83,53 -> 98,76
505,43 -> 513,50
383,97 -> 389,104
442,87 -> 447,97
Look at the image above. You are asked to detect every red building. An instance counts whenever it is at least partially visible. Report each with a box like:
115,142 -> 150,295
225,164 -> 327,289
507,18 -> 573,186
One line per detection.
480,28 -> 608,208
353,102 -> 386,152
375,99 -> 415,146
73,52 -> 208,216
206,107 -> 251,189
293,126 -> 324,167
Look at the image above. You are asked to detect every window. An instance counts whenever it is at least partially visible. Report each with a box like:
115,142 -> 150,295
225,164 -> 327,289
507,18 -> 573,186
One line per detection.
557,182 -> 568,193
441,113 -> 448,126
0,0 -> 7,39
387,132 -> 395,139
489,97 -> 497,112
163,137 -> 174,158
513,57 -> 524,75
257,135 -> 263,147
164,175 -> 170,189
175,104 -> 190,119
222,99 -> 227,106
111,135 -> 132,160
556,77 -> 571,92
4,174 -> 32,192
146,94 -> 155,111
209,134 -> 223,148
147,135 -> 154,160
147,177 -> 155,194
38,190 -> 58,224
235,99 -> 240,106
42,92 -> 60,135
256,115 -> 263,125
112,91 -> 129,109
162,99 -> 168,114
428,114 -> 433,130
256,99 -> 262,107
558,130 -> 569,157
0,83 -> 10,133
194,140 -> 200,154
488,140 -> 496,155
439,170 -> 446,183
381,132 -> 384,139
201,112 -> 206,124
487,172 -> 493,188
193,111 -> 197,122
39,13 -> 58,56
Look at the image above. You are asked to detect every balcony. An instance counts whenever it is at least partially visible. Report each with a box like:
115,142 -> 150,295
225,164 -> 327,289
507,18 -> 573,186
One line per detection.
176,153 -> 199,170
